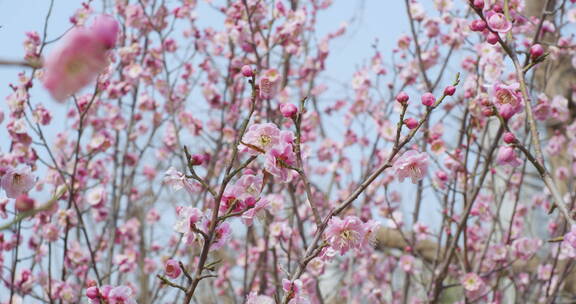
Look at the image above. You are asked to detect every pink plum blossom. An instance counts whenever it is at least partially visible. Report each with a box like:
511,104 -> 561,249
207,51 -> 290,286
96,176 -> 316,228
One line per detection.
163,167 -> 195,194
325,216 -> 370,255
43,15 -> 119,101
496,146 -> 522,167
165,259 -> 182,279
486,11 -> 512,33
241,123 -> 281,154
564,226 -> 576,249
1,166 -> 36,199
394,150 -> 429,183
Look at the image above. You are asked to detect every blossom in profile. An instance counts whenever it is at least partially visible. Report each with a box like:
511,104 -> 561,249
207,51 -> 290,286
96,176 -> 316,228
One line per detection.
1,167 -> 36,199
496,146 -> 522,167
43,14 -> 119,102
394,150 -> 429,184
163,167 -> 195,194
264,142 -> 296,182
164,259 -> 182,279
325,216 -> 369,255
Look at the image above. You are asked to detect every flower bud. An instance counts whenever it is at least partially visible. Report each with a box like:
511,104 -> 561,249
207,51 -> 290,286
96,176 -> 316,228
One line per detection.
280,103 -> 298,118
530,44 -> 544,59
241,65 -> 253,77
473,0 -> 485,9
486,32 -> 499,45
421,93 -> 436,107
396,92 -> 409,104
444,86 -> 456,96
15,194 -> 35,212
403,118 -> 418,129
503,132 -> 516,144
470,19 -> 487,32
86,287 -> 100,300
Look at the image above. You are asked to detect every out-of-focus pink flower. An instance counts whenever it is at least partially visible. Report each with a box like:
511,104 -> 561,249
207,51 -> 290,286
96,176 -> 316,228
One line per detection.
165,259 -> 182,279
107,285 -> 136,304
496,146 -> 522,167
512,237 -> 542,261
246,292 -> 275,304
564,226 -> 576,249
486,11 -> 512,33
163,167 -> 195,195
91,14 -> 119,48
325,216 -> 369,255
460,272 -> 484,293
282,279 -> 309,304
1,167 -> 36,199
399,255 -> 415,273
173,206 -> 203,235
43,15 -> 119,101
88,285 -> 136,304
14,194 -> 35,212
394,150 -> 429,184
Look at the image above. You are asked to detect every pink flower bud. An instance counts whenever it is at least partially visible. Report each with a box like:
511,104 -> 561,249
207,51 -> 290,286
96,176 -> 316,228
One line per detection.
444,86 -> 456,96
473,0 -> 485,9
470,19 -> 487,32
421,93 -> 436,107
86,286 -> 100,300
482,108 -> 494,117
499,104 -> 515,120
530,44 -> 544,59
403,118 -> 418,129
191,154 -> 205,166
165,259 -> 182,279
436,171 -> 448,181
486,32 -> 499,45
503,132 -> 516,144
280,103 -> 298,118
15,194 -> 35,212
241,65 -> 253,77
396,92 -> 409,104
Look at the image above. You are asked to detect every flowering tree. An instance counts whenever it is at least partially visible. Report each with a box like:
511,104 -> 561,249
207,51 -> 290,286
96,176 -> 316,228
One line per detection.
2,0 -> 576,303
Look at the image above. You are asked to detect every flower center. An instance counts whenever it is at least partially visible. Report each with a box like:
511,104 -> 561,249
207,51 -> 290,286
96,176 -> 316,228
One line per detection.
12,173 -> 22,186
259,135 -> 272,147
